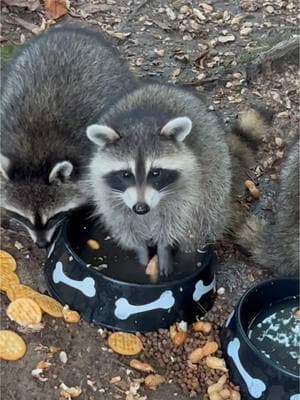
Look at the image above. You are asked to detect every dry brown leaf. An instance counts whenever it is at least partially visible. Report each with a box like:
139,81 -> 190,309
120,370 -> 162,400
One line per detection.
59,383 -> 82,398
44,0 -> 68,20
110,376 -> 122,384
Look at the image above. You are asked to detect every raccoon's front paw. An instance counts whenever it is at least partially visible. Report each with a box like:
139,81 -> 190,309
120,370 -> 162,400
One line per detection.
157,245 -> 173,277
136,246 -> 149,266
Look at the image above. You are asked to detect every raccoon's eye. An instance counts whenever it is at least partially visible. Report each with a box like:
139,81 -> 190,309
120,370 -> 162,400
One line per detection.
150,169 -> 161,178
122,170 -> 132,178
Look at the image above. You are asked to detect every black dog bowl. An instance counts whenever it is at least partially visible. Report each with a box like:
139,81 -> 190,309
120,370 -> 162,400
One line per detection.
221,278 -> 300,400
44,208 -> 216,332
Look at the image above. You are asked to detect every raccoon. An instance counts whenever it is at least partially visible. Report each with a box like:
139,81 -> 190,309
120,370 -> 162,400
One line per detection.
225,108 -> 271,236
85,83 -> 236,275
0,25 -> 135,247
244,137 -> 299,276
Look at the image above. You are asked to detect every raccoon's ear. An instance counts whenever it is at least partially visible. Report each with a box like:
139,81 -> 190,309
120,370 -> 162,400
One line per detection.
86,124 -> 120,148
160,117 -> 192,142
0,154 -> 11,180
49,161 -> 73,184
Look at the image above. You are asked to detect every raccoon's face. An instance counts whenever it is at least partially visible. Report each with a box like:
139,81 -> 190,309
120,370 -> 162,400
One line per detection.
0,158 -> 85,248
87,116 -> 196,214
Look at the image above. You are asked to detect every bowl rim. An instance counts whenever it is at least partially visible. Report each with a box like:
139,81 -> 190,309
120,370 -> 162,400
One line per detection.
53,216 -> 215,289
235,277 -> 300,379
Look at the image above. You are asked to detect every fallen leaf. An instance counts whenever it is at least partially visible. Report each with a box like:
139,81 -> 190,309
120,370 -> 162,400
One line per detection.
108,31 -> 131,40
240,27 -> 252,36
218,35 -> 235,43
110,376 -> 122,384
78,3 -> 111,15
59,383 -> 82,399
44,0 -> 68,20
2,0 -> 40,11
165,7 -> 176,21
31,368 -> 48,382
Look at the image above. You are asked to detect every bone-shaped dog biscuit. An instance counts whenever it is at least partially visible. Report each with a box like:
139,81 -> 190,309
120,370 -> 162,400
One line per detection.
114,290 -> 175,320
228,338 -> 266,399
53,261 -> 96,298
193,276 -> 216,301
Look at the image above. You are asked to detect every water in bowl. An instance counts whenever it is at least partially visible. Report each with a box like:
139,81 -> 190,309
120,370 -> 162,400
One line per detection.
248,297 -> 300,375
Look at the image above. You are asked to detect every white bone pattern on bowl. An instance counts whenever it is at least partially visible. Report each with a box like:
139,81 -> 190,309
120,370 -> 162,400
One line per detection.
290,394 -> 300,400
193,276 -> 216,301
114,290 -> 175,320
53,261 -> 96,297
228,338 -> 266,399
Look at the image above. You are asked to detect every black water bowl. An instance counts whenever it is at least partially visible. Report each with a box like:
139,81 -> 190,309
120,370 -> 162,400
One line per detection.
221,278 -> 300,400
44,208 -> 216,332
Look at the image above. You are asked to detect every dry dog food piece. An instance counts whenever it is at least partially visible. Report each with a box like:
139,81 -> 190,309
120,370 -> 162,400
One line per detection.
206,356 -> 228,372
87,239 -> 100,250
207,374 -> 227,394
219,388 -> 231,399
6,284 -> 37,302
144,374 -> 165,390
34,294 -> 63,318
189,341 -> 219,363
209,393 -> 222,400
108,332 -> 143,356
62,307 -> 80,323
7,298 -> 42,326
169,324 -> 187,346
230,390 -> 241,400
244,180 -> 260,199
192,321 -> 212,333
145,255 -> 159,283
294,308 -> 300,318
129,359 -> 155,373
0,250 -> 17,272
0,269 -> 20,293
0,330 -> 27,361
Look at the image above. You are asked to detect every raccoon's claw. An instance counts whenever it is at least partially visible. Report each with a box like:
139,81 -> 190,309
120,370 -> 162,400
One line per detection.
136,247 -> 149,266
157,245 -> 173,277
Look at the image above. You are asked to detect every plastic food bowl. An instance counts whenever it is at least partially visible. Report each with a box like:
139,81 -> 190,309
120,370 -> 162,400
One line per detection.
221,277 -> 300,400
44,207 -> 216,332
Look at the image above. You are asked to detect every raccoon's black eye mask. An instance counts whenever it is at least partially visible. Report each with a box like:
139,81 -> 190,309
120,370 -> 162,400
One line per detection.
5,210 -> 70,230
104,168 -> 179,192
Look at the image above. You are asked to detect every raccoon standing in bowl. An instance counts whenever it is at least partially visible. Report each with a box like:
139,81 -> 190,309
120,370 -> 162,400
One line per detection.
86,82 -> 265,276
0,25 -> 135,247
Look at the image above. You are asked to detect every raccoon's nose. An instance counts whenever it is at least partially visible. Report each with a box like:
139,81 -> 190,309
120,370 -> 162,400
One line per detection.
36,239 -> 48,249
133,202 -> 150,215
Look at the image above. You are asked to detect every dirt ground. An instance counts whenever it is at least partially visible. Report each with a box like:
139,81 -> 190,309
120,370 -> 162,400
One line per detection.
0,0 -> 299,399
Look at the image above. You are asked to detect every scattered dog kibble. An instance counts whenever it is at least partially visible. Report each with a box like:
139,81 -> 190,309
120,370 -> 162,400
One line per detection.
192,321 -> 212,333
86,239 -> 100,250
244,180 -> 260,199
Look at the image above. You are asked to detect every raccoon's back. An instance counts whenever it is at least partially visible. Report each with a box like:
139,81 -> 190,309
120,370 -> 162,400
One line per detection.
1,25 -> 135,169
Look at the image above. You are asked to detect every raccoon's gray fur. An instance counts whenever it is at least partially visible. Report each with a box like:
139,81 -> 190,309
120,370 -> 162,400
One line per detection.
86,84 -> 264,275
225,108 -> 271,236
0,25 -> 135,247
244,138 -> 299,276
